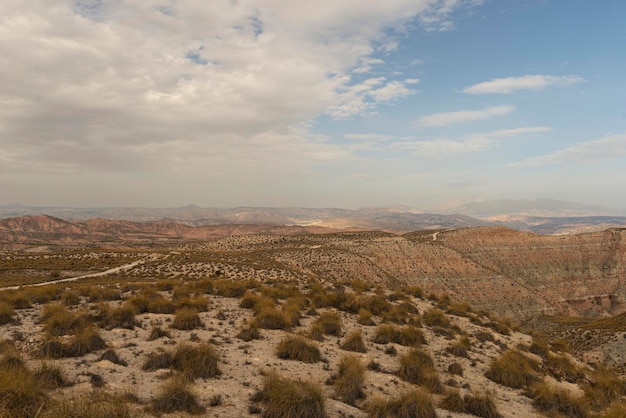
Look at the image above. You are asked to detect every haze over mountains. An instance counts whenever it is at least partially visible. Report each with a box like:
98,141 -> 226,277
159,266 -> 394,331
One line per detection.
2,198 -> 626,235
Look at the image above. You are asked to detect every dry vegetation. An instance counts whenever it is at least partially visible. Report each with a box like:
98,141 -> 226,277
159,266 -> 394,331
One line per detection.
1,236 -> 626,417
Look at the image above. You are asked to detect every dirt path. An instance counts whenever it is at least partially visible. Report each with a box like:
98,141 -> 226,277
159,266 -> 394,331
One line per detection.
0,255 -> 158,291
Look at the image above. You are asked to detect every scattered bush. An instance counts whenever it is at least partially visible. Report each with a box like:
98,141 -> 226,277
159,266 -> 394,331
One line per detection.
172,343 -> 221,379
0,353 -> 47,417
367,389 -> 436,418
41,304 -> 89,337
464,392 -> 500,418
255,370 -> 326,418
333,355 -> 366,405
314,311 -> 342,336
237,320 -> 262,341
529,381 -> 588,418
142,350 -> 173,372
170,308 -> 203,330
439,390 -> 466,413
372,324 -> 425,346
422,308 -> 450,328
397,348 -> 443,394
34,362 -> 70,389
65,326 -> 106,357
256,306 -> 289,330
147,326 -> 171,341
340,330 -> 367,353
276,335 -> 321,363
485,350 -> 539,389
357,308 -> 375,326
583,366 -> 626,410
0,302 -> 16,325
152,375 -> 205,415
99,349 -> 127,366
448,362 -> 464,376
101,304 -> 136,330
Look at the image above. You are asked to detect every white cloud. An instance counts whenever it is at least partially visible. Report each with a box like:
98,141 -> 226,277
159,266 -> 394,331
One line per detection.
416,105 -> 514,127
512,133 -> 626,167
0,0 -> 485,205
405,78 -> 420,84
463,75 -> 585,94
344,133 -> 393,141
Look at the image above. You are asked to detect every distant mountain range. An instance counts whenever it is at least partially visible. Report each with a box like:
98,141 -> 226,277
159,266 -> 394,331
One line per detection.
1,198 -> 626,235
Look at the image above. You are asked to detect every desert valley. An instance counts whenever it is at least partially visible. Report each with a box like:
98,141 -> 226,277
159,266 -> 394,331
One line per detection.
1,207 -> 626,417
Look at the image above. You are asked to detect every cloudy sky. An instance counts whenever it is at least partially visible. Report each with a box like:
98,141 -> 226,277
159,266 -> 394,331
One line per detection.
1,0 -> 625,210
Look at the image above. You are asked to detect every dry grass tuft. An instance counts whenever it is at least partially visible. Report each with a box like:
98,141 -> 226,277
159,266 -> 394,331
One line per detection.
313,311 -> 342,336
0,352 -> 47,417
170,308 -> 203,330
276,335 -> 321,363
333,355 -> 366,405
485,350 -> 539,389
397,348 -> 443,394
372,324 -> 425,346
340,330 -> 367,353
147,326 -> 171,341
254,370 -> 326,418
237,320 -> 262,341
151,375 -> 205,415
529,381 -> 588,418
172,343 -> 221,379
0,302 -> 16,325
367,389 -> 436,418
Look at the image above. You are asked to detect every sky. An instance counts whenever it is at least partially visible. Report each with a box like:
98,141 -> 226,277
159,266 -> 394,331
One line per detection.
1,0 -> 625,210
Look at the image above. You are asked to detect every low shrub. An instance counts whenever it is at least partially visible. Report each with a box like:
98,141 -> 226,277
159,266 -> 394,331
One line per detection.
256,306 -> 289,330
142,350 -> 173,371
314,311 -> 342,336
447,362 -> 463,376
583,366 -> 626,410
529,381 -> 588,418
397,348 -> 443,394
151,375 -> 205,415
101,304 -> 136,330
340,330 -> 367,353
42,304 -> 89,337
439,390 -> 466,413
333,355 -> 366,405
170,308 -> 203,330
172,343 -> 221,379
34,362 -> 70,389
485,350 -> 539,389
276,335 -> 321,363
65,326 -> 106,357
372,324 -> 425,346
367,389 -> 436,418
422,308 -> 450,328
0,354 -> 47,417
147,326 -> 171,341
237,320 -> 262,341
464,392 -> 500,418
99,349 -> 127,366
0,302 -> 16,325
255,370 -> 326,418
357,308 -> 375,326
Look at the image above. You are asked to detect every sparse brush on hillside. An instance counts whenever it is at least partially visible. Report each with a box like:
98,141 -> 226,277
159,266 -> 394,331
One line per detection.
367,389 -> 436,418
0,302 -> 16,325
332,355 -> 366,405
276,335 -> 321,363
65,326 -> 106,357
313,311 -> 342,336
151,375 -> 205,415
253,370 -> 326,418
528,381 -> 588,418
485,350 -> 539,389
423,308 -> 451,328
237,320 -> 262,341
340,329 -> 367,353
372,324 -> 425,346
42,304 -> 90,337
170,307 -> 203,330
41,391 -> 137,418
0,352 -> 47,417
583,366 -> 626,411
397,348 -> 443,394
172,343 -> 221,379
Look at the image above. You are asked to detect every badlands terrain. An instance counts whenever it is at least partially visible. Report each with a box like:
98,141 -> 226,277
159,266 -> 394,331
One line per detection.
1,214 -> 626,417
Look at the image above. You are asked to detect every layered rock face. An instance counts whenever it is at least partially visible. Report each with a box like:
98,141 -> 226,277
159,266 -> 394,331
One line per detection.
2,216 -> 625,319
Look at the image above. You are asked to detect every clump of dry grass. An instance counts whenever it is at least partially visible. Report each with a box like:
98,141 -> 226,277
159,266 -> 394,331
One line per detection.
253,370 -> 326,418
447,362 -> 463,376
422,308 -> 451,328
41,304 -> 90,337
372,324 -> 425,346
151,375 -> 205,415
276,335 -> 321,363
147,326 -> 171,341
357,308 -> 375,326
0,301 -> 16,325
34,362 -> 70,389
0,352 -> 47,417
583,366 -> 626,411
256,305 -> 289,330
367,389 -> 436,418
170,308 -> 203,330
528,381 -> 588,418
99,349 -> 127,366
65,326 -> 106,357
447,336 -> 471,358
485,350 -> 539,389
142,349 -> 173,372
397,348 -> 443,394
237,320 -> 262,341
172,343 -> 221,379
101,304 -> 136,330
340,330 -> 367,353
313,311 -> 342,336
464,392 -> 500,418
41,391 -> 137,418
333,355 -> 366,405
